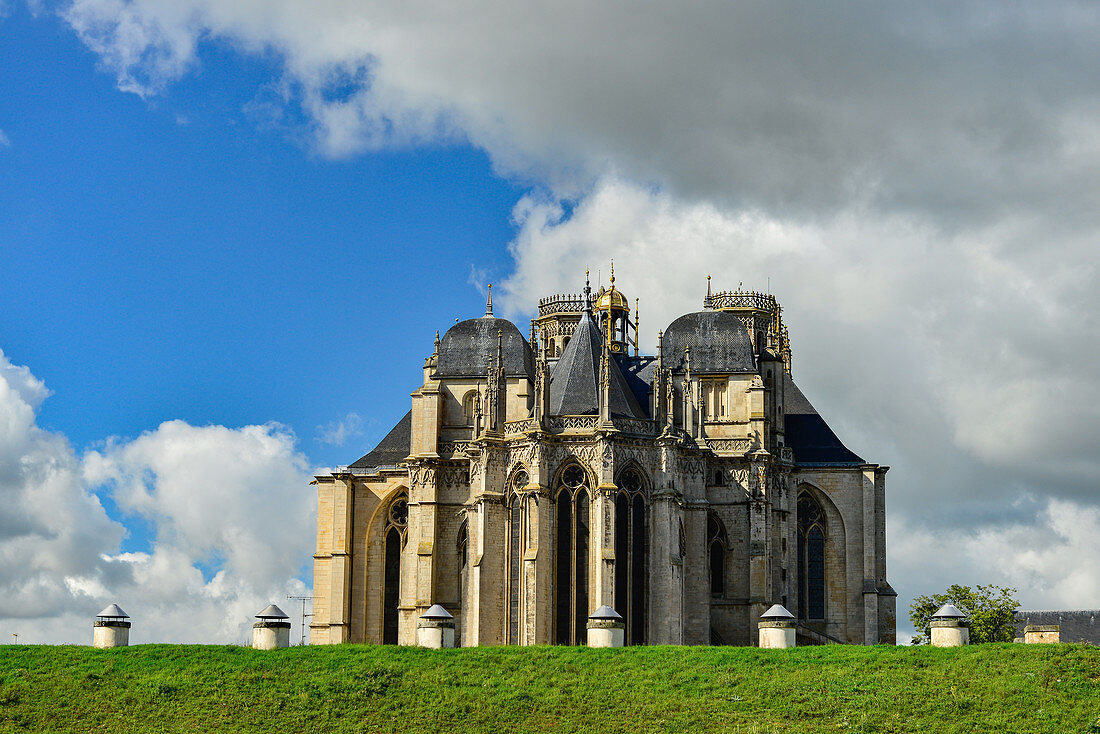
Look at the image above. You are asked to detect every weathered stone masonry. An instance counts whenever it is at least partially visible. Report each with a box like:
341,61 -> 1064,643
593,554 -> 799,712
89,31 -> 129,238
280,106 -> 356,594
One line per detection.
311,273 -> 896,646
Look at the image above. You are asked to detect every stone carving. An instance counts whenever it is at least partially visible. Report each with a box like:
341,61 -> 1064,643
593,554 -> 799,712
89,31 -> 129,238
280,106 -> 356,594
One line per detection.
612,417 -> 658,435
439,441 -> 471,459
548,415 -> 600,432
310,278 -> 893,648
704,438 -> 751,455
504,418 -> 538,434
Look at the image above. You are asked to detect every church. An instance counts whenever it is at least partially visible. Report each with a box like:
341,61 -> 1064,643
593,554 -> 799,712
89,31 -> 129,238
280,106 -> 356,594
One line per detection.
310,270 -> 896,646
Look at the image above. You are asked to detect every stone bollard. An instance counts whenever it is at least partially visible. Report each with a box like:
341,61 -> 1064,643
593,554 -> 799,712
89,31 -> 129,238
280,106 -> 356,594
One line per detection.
1023,625 -> 1060,644
758,604 -> 797,649
930,604 -> 969,647
586,606 -> 624,648
417,605 -> 455,649
93,604 -> 131,648
252,604 -> 291,650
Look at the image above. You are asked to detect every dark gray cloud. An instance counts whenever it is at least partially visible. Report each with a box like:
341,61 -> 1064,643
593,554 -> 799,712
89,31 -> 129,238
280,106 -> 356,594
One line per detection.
49,0 -> 1100,624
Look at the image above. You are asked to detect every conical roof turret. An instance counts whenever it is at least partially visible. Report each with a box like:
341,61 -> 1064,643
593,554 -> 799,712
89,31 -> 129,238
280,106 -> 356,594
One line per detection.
546,308 -> 645,419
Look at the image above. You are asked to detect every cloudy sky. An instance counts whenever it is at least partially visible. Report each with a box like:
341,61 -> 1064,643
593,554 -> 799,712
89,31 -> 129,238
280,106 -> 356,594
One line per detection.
2,1 -> 1098,644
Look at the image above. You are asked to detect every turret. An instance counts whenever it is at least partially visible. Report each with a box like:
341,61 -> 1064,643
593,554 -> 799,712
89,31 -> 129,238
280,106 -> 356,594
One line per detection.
705,281 -> 791,374
593,261 -> 638,356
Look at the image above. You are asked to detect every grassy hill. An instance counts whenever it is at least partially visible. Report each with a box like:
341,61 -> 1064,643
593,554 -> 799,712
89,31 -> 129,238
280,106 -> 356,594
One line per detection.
1,643 -> 1098,733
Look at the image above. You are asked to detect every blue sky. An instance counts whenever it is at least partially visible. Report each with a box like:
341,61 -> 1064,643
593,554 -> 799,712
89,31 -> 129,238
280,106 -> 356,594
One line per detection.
2,1 -> 1100,644
1,3 -> 523,476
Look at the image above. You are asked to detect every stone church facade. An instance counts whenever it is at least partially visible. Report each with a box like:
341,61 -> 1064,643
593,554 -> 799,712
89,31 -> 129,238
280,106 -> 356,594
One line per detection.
310,272 -> 896,646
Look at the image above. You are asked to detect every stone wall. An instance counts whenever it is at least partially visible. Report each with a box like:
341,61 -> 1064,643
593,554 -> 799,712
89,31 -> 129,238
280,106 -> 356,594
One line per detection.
1016,611 -> 1100,645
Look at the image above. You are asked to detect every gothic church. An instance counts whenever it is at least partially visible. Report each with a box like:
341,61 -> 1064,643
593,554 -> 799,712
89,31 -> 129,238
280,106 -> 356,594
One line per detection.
310,271 -> 895,646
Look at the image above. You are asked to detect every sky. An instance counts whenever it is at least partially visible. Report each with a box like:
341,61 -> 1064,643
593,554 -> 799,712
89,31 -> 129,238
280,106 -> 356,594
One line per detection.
1,0 -> 1099,645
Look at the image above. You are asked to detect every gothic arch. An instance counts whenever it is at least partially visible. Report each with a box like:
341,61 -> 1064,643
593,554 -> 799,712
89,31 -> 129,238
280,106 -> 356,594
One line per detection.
505,466 -> 530,644
795,482 -> 847,630
462,391 -> 478,426
614,464 -> 649,645
707,511 -> 728,598
378,488 -> 409,645
554,461 -> 592,644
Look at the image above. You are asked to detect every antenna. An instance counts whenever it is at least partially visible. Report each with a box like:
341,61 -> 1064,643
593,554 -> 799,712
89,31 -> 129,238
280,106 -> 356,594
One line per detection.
287,595 -> 314,646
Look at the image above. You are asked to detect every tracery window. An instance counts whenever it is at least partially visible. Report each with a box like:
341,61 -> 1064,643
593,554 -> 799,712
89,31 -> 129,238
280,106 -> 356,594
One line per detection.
614,467 -> 648,645
457,520 -> 468,570
700,379 -> 728,418
797,493 -> 826,621
555,464 -> 590,645
457,519 -> 468,622
382,493 -> 408,645
462,392 -> 477,427
507,469 -> 529,644
707,511 -> 728,598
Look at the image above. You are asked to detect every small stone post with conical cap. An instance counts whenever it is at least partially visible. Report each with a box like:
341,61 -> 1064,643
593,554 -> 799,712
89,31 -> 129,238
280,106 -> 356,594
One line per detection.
252,604 -> 291,649
93,603 -> 130,648
930,604 -> 969,647
586,606 -> 625,648
758,604 -> 797,649
417,605 -> 455,649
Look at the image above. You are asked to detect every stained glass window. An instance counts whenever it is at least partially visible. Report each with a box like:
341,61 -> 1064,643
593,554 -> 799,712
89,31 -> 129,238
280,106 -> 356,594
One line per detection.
382,492 -> 408,645
797,493 -> 826,620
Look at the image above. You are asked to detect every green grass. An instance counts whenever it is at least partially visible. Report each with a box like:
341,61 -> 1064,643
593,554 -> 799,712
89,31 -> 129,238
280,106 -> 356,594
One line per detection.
1,643 -> 1098,733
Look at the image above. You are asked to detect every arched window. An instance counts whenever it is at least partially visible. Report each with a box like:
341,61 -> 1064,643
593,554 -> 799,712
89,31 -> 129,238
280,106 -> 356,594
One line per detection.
382,493 -> 408,645
614,467 -> 648,645
457,520 -> 468,570
507,469 -> 529,644
463,392 -> 477,427
707,512 -> 728,597
555,463 -> 590,645
797,492 -> 826,621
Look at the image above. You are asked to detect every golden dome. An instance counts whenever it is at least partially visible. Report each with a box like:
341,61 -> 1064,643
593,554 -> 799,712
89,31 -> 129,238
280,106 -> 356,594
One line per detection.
595,287 -> 630,311
594,261 -> 630,311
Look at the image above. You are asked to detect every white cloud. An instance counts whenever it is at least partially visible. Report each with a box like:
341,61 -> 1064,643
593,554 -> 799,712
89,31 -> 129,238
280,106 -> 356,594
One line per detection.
50,1 -> 1100,222
0,349 -> 315,644
40,0 -> 1100,630
496,176 -> 1100,632
314,411 -> 362,447
0,129 -> 10,148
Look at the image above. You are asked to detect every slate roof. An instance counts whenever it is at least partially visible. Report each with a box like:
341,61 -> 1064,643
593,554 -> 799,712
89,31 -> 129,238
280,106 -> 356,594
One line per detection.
1015,611 -> 1100,645
782,375 -> 864,466
662,311 -> 756,374
435,316 -> 534,379
617,354 -> 657,419
350,411 -> 412,470
547,311 -> 646,419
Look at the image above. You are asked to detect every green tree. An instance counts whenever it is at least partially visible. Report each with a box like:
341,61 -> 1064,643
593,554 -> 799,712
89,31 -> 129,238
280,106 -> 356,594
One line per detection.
909,584 -> 1019,645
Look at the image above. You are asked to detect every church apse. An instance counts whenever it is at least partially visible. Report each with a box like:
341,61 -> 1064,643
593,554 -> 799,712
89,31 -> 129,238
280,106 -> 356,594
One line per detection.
310,271 -> 895,646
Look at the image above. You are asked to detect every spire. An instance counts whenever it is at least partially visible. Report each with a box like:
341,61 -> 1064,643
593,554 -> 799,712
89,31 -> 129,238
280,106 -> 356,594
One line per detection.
705,274 -> 712,308
583,269 -> 592,314
434,330 -> 441,355
485,283 -> 493,317
634,297 -> 639,357
545,303 -> 646,420
609,260 -> 616,290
